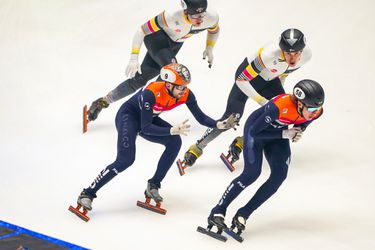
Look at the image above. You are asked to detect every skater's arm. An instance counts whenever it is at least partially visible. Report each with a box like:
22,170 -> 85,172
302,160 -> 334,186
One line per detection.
203,23 -> 219,68
205,11 -> 220,48
236,79 -> 269,106
128,12 -> 165,61
129,28 -> 145,56
206,23 -> 219,48
140,90 -> 173,136
279,74 -> 288,86
236,54 -> 268,106
248,103 -> 284,139
125,27 -> 146,77
186,91 -> 217,128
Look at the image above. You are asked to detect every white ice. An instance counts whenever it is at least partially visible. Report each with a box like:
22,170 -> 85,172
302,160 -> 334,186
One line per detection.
0,0 -> 374,249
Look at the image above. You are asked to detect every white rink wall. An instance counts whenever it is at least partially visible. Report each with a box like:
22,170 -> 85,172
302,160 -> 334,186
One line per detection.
0,0 -> 374,249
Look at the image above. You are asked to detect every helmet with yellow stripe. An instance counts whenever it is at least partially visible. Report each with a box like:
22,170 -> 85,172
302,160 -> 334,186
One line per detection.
160,63 -> 191,86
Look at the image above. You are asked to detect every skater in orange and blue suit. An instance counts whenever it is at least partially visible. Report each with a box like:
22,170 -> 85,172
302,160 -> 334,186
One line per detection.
70,63 -> 238,220
204,79 -> 324,241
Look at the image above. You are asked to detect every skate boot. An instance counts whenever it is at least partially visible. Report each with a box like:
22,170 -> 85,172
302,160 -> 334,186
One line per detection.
77,191 -> 94,210
197,214 -> 229,242
145,182 -> 163,203
176,144 -> 203,175
68,191 -> 96,222
226,213 -> 246,242
137,182 -> 167,215
88,97 -> 109,121
83,97 -> 110,133
220,136 -> 243,172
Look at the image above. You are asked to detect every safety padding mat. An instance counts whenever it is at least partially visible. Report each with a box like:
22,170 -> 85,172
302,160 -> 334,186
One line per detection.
0,220 -> 88,250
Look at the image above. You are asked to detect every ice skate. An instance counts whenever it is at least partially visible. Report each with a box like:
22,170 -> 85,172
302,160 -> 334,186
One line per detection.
197,214 -> 228,242
226,213 -> 246,242
83,97 -> 109,133
220,136 -> 243,172
137,182 -> 167,215
176,144 -> 203,175
68,191 -> 96,222
83,105 -> 89,133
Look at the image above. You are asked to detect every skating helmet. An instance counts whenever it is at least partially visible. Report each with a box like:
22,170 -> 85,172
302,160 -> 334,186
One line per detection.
293,79 -> 325,108
181,0 -> 207,15
279,28 -> 306,52
160,63 -> 191,85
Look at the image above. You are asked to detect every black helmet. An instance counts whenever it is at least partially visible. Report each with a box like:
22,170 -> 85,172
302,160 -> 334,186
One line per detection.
279,28 -> 306,52
293,79 -> 325,107
181,0 -> 207,15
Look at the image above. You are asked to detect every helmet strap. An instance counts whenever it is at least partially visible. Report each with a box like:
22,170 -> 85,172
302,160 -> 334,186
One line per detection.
297,100 -> 306,118
297,100 -> 304,117
165,82 -> 177,98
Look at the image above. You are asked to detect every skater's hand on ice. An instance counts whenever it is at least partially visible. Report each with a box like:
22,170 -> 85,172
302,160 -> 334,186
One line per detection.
203,46 -> 214,68
282,127 -> 303,142
170,119 -> 191,136
125,54 -> 141,78
217,114 -> 239,130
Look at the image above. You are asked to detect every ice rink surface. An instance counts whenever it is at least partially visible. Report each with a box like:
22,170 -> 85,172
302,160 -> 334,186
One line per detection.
1,0 -> 374,249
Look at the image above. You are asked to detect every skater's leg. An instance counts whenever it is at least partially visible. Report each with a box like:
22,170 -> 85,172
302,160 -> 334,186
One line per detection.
106,32 -> 182,103
144,30 -> 183,66
105,53 -> 160,103
83,113 -> 140,197
196,84 -> 248,149
87,54 -> 160,121
183,83 -> 247,166
191,59 -> 249,151
252,76 -> 285,100
211,124 -> 264,216
146,41 -> 182,95
140,117 -> 182,186
89,33 -> 182,121
236,139 -> 290,219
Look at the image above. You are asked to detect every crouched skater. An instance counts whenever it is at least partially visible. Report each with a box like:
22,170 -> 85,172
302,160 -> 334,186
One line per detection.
197,79 -> 325,242
69,63 -> 238,221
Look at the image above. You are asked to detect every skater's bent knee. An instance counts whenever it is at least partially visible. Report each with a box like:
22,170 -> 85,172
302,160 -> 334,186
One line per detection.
114,157 -> 135,172
168,135 -> 182,148
241,168 -> 261,184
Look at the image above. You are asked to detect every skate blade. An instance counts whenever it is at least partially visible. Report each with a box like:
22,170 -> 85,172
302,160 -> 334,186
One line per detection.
83,105 -> 89,133
176,159 -> 186,176
197,226 -> 227,242
136,200 -> 167,215
220,153 -> 235,172
68,205 -> 90,222
224,228 -> 244,243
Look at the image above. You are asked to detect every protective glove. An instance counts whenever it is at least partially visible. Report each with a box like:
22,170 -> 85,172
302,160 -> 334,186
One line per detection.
216,114 -> 239,130
292,130 -> 303,142
203,46 -> 214,68
170,119 -> 191,136
282,127 -> 303,142
125,54 -> 141,78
